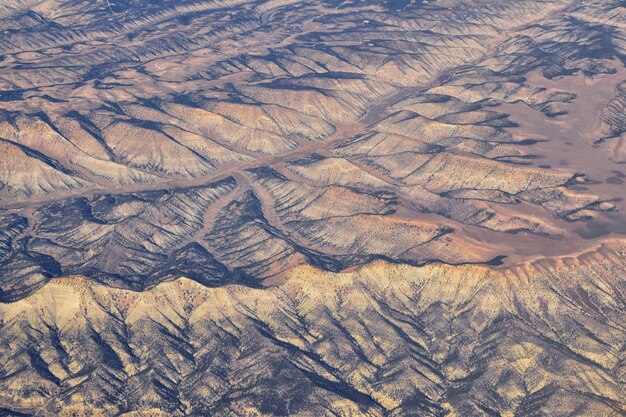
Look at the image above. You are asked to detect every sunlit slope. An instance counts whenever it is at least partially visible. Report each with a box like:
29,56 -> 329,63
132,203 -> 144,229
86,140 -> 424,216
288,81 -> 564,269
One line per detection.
1,1 -> 626,415
1,240 -> 625,416
1,0 -> 626,295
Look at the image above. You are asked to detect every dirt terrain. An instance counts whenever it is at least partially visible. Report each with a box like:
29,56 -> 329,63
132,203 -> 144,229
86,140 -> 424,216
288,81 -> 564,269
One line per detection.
0,0 -> 625,416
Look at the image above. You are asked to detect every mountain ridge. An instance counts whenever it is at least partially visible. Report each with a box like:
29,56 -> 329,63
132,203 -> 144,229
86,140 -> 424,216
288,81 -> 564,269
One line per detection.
1,238 -> 625,416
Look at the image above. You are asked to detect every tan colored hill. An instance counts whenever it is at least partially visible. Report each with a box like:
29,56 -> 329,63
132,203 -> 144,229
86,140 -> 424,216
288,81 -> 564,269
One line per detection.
0,0 -> 625,297
1,239 -> 625,416
0,0 -> 626,415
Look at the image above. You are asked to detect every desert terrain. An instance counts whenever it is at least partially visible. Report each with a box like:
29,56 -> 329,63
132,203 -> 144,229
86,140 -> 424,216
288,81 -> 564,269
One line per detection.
0,0 -> 625,415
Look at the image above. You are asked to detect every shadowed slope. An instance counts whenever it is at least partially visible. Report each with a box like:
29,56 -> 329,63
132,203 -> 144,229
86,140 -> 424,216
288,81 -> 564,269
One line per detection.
1,240 -> 625,416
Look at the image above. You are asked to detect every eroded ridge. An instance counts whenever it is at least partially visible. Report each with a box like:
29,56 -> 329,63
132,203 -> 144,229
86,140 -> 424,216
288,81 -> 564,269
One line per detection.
0,0 -> 626,298
0,240 -> 625,416
1,1 -> 626,415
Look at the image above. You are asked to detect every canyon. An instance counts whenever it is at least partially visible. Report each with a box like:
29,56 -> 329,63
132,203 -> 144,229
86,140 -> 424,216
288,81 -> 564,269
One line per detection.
0,0 -> 625,415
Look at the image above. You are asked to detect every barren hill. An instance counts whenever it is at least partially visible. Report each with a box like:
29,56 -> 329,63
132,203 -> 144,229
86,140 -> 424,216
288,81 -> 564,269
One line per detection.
0,0 -> 625,415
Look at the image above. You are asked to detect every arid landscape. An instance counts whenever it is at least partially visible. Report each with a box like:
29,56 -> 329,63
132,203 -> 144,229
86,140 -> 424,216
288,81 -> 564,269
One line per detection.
0,0 -> 625,416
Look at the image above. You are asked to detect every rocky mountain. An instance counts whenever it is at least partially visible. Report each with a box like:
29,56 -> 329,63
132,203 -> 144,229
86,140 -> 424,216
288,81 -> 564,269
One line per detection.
2,241 -> 626,416
0,0 -> 625,415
